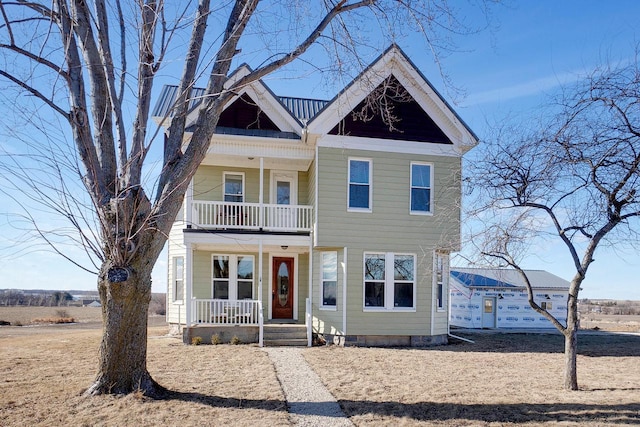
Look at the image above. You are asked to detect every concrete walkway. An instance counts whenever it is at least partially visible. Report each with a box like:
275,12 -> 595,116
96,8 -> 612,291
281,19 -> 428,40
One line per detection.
264,347 -> 354,427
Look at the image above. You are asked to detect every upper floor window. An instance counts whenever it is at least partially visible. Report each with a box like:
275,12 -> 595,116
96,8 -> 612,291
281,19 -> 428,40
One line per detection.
224,172 -> 244,202
321,252 -> 338,308
348,158 -> 372,211
410,162 -> 432,214
173,257 -> 184,302
364,252 -> 415,310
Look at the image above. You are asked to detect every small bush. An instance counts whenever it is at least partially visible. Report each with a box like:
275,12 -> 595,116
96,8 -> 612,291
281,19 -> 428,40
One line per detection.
191,336 -> 203,345
31,317 -> 75,324
0,320 -> 10,326
211,334 -> 222,345
230,335 -> 241,345
56,309 -> 70,319
13,321 -> 22,327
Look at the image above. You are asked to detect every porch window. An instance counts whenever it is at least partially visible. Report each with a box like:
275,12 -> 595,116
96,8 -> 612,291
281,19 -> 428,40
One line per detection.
434,252 -> 449,311
173,257 -> 184,302
364,252 -> 415,310
212,255 -> 254,300
321,252 -> 337,307
410,162 -> 432,214
224,172 -> 244,202
348,158 -> 371,211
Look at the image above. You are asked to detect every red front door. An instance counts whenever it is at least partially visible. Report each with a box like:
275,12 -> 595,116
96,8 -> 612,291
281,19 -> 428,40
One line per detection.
272,257 -> 294,319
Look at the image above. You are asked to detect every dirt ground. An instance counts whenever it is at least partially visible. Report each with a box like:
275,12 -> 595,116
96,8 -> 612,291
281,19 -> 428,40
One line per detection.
1,307 -> 639,426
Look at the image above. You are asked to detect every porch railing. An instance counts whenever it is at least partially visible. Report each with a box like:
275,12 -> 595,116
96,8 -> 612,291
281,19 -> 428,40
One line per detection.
192,299 -> 262,325
191,200 -> 312,232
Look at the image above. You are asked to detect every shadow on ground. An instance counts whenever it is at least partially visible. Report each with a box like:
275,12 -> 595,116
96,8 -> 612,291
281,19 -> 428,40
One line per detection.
338,400 -> 640,424
444,331 -> 640,357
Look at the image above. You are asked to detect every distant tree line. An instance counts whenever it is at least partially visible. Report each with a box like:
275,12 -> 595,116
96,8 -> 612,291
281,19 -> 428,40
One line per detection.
0,290 -> 75,306
579,299 -> 640,315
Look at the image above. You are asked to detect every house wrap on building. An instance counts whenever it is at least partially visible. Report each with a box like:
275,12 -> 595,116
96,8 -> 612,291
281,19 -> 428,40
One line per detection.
450,268 -> 570,329
152,45 -> 478,346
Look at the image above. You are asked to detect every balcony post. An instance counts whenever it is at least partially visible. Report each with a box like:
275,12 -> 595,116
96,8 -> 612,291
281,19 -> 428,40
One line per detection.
259,157 -> 264,229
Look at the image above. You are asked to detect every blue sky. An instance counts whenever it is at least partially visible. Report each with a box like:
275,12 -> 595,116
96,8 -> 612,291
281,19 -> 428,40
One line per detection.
0,1 -> 638,299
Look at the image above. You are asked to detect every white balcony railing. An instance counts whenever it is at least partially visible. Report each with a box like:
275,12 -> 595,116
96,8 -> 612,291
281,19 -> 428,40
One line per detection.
191,201 -> 312,232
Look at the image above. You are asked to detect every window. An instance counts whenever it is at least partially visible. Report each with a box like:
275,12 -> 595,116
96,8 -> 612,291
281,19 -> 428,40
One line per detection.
541,301 -> 552,310
321,252 -> 338,308
212,255 -> 254,300
364,252 -> 415,310
410,163 -> 432,214
173,257 -> 184,302
224,172 -> 244,202
348,159 -> 371,211
434,252 -> 449,311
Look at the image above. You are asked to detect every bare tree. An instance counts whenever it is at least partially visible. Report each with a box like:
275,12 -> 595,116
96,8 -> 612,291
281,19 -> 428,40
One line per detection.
469,54 -> 640,390
0,0 -> 496,396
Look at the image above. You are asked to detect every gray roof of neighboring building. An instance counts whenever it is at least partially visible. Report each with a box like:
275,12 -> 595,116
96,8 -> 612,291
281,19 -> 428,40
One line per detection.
451,268 -> 570,290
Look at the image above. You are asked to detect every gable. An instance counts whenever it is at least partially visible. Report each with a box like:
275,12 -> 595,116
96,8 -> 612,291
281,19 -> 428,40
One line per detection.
217,93 -> 280,131
328,76 -> 452,144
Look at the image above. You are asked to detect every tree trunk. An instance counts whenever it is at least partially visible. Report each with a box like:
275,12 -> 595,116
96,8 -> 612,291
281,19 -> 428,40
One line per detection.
84,256 -> 165,397
563,293 -> 579,390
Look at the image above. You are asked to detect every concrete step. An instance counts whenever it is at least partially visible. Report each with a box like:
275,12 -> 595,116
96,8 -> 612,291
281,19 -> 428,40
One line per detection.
263,339 -> 308,347
263,324 -> 308,346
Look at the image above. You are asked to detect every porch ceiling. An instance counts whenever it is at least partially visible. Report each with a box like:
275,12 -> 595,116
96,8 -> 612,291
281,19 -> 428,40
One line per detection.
200,135 -> 314,171
184,230 -> 311,253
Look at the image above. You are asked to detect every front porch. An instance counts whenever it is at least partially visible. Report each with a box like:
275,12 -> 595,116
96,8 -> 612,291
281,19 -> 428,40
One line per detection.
184,298 -> 312,347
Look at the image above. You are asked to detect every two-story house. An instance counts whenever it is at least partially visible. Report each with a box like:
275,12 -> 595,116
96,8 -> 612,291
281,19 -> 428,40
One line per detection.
152,45 -> 478,346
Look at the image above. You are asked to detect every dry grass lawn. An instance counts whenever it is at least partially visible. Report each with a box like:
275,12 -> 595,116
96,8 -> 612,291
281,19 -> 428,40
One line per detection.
303,333 -> 640,426
1,306 -> 640,426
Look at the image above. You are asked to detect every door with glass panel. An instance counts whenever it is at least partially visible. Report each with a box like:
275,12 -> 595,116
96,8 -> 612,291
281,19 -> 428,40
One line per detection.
271,172 -> 296,229
272,257 -> 294,319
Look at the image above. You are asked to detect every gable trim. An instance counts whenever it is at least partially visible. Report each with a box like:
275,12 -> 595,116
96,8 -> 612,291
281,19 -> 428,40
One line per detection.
317,134 -> 464,157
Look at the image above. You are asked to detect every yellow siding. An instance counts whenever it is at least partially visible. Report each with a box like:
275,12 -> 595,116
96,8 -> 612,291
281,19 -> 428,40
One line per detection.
313,147 -> 461,337
166,223 -> 186,324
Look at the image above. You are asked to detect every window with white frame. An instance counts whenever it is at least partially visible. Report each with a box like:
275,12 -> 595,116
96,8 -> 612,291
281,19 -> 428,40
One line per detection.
321,252 -> 337,308
224,172 -> 244,202
348,159 -> 372,211
173,257 -> 184,302
364,252 -> 415,310
434,252 -> 449,311
212,255 -> 254,300
410,162 -> 432,214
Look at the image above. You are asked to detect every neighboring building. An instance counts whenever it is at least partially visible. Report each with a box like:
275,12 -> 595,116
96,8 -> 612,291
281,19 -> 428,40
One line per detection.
152,45 -> 478,346
449,268 -> 570,329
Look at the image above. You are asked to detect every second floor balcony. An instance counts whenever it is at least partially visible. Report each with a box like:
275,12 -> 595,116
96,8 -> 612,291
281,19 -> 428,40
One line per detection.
190,200 -> 313,232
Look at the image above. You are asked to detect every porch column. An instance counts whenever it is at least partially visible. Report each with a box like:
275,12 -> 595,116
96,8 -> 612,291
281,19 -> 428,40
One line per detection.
259,157 -> 264,229
185,178 -> 193,227
185,243 -> 193,327
258,238 -> 263,306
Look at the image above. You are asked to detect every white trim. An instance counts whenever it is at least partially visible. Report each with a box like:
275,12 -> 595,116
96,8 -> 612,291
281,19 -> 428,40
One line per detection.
342,247 -> 348,335
319,251 -> 338,310
362,251 -> 417,312
318,134 -> 463,157
185,244 -> 193,326
347,157 -> 373,213
409,162 -> 434,215
307,47 -> 477,151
